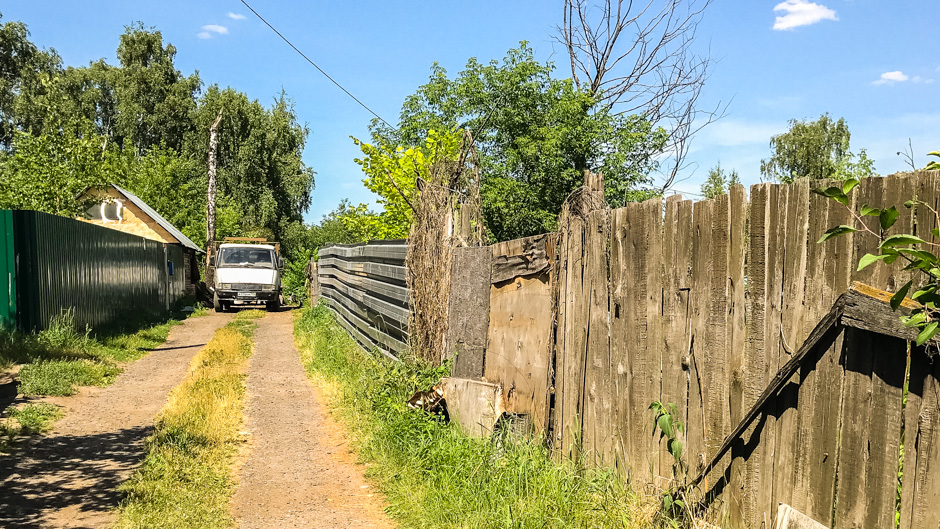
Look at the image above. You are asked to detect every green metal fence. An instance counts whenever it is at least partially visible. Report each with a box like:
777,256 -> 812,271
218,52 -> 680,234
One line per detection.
0,211 -> 15,330
4,210 -> 189,331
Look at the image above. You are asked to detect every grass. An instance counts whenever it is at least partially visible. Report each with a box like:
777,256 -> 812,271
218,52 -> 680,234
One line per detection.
294,303 -> 663,529
115,310 -> 261,529
0,309 -> 181,396
0,402 -> 64,452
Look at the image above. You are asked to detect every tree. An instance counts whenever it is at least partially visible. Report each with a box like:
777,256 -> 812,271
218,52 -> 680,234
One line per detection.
0,13 -> 62,147
700,163 -> 740,199
343,129 -> 462,241
371,44 -> 667,241
558,0 -> 720,189
760,114 -> 863,183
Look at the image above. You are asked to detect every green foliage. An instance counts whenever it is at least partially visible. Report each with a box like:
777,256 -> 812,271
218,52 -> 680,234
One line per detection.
650,401 -> 692,524
0,402 -> 63,453
814,184 -> 940,348
295,304 -> 669,528
761,114 -> 875,183
282,248 -> 312,303
116,318 -> 255,529
0,14 -> 315,256
700,163 -> 740,199
343,129 -> 462,241
925,151 -> 940,171
371,43 -> 667,241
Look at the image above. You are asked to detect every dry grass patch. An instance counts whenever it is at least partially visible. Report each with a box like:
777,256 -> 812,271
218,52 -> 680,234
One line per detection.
115,312 -> 259,529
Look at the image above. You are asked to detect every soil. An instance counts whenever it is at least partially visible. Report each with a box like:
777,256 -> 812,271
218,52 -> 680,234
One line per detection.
0,312 -> 233,529
231,310 -> 394,529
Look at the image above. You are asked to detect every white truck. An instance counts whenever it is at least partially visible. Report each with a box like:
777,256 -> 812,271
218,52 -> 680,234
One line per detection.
210,238 -> 284,312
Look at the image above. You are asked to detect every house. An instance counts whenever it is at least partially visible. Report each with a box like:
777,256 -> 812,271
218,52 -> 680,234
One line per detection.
78,184 -> 202,295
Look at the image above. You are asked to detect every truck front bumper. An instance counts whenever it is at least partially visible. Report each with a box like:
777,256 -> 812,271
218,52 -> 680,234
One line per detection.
216,290 -> 280,303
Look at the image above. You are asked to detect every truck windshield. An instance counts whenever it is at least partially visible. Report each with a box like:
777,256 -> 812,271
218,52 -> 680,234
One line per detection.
218,248 -> 275,268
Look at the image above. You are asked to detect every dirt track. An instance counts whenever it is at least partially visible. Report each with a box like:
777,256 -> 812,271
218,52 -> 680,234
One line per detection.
0,312 -> 232,529
231,310 -> 393,529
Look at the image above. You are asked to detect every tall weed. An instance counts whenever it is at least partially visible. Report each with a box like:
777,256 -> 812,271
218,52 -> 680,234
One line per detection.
295,304 -> 657,529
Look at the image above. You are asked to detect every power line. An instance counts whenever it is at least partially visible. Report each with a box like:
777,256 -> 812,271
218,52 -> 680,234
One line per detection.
238,0 -> 396,131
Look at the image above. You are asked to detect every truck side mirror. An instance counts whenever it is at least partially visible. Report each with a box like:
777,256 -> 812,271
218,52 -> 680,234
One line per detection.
209,256 -> 216,267
278,257 -> 285,269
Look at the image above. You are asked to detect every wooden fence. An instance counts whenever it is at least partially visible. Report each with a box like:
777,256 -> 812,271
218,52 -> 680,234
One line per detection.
317,240 -> 408,360
547,171 -> 940,528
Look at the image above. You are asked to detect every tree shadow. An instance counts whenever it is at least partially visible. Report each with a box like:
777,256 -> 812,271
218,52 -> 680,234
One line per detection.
0,425 -> 150,528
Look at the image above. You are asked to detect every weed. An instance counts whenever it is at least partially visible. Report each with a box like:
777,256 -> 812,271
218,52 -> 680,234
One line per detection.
116,318 -> 255,529
18,360 -> 120,396
295,304 -> 661,529
0,402 -> 64,452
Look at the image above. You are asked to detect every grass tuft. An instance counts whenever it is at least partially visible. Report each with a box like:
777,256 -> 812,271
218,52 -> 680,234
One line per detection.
294,303 -> 659,529
0,310 -> 180,396
115,317 -> 255,529
0,402 -> 64,453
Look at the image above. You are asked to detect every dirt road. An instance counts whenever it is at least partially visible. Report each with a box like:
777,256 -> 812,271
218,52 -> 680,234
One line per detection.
231,310 -> 393,529
0,312 -> 232,529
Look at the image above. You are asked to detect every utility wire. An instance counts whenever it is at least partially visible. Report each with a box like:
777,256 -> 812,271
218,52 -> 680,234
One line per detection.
238,0 -> 396,131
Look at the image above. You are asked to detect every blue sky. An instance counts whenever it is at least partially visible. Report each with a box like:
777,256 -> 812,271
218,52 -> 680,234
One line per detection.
3,1 -> 938,222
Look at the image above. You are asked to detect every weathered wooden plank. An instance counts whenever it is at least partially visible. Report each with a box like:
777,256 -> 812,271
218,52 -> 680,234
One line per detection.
608,206 -> 632,475
319,265 -> 410,305
832,329 -> 905,529
558,216 -> 588,458
318,257 -> 407,284
773,180 -> 810,512
485,273 -> 553,433
791,186 -> 844,523
642,198 -> 666,484
446,246 -> 491,378
688,198 -> 712,482
900,344 -> 940,529
624,201 -> 657,482
702,192 -> 731,503
741,183 -> 770,528
550,229 -> 570,453
660,195 -> 690,484
491,234 -> 552,284
850,176 -> 885,288
581,210 -> 611,465
726,184 -> 748,527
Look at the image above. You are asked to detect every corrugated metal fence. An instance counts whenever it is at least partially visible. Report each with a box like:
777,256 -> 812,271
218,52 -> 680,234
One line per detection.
2,210 -> 188,331
317,240 -> 408,360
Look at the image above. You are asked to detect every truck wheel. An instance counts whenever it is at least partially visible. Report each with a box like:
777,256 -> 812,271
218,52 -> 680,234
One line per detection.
213,292 -> 224,313
266,298 -> 280,312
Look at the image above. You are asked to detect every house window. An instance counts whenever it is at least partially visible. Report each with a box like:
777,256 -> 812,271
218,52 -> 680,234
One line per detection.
85,199 -> 124,222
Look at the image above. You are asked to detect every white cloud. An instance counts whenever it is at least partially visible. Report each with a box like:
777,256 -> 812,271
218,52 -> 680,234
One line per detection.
873,71 -> 910,85
202,24 -> 229,35
198,24 -> 229,39
773,0 -> 838,30
228,12 -> 246,20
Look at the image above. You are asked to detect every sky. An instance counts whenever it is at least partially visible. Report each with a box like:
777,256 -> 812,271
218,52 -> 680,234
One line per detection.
3,0 -> 938,222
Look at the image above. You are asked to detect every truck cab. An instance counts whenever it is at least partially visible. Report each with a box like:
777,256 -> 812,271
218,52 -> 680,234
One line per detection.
210,240 -> 283,312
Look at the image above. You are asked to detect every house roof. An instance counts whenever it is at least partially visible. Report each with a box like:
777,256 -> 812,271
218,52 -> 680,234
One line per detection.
110,184 -> 203,253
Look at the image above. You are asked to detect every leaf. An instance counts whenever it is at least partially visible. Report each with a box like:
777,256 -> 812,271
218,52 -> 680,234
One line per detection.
658,413 -> 674,438
891,280 -> 913,311
668,439 -> 683,460
818,225 -> 857,243
813,186 -> 849,205
858,253 -> 890,271
916,322 -> 938,346
842,178 -> 860,195
880,206 -> 900,231
860,204 -> 881,216
881,234 -> 927,249
905,200 -> 916,209
912,285 -> 938,301
903,312 -> 927,328
933,228 -> 939,238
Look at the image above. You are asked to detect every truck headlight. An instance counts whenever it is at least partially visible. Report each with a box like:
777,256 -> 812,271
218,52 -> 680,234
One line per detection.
262,285 -> 275,291
220,283 -> 232,290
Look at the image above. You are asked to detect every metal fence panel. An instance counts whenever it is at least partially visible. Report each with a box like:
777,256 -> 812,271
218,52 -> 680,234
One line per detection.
11,210 -> 179,331
0,211 -> 14,330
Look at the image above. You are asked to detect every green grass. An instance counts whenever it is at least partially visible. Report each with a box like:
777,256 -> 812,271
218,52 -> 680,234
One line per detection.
0,309 -> 181,396
294,303 -> 660,529
0,402 -> 64,453
115,314 -> 257,529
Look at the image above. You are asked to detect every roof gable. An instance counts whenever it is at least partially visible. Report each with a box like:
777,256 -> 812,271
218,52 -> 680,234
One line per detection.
109,185 -> 202,253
